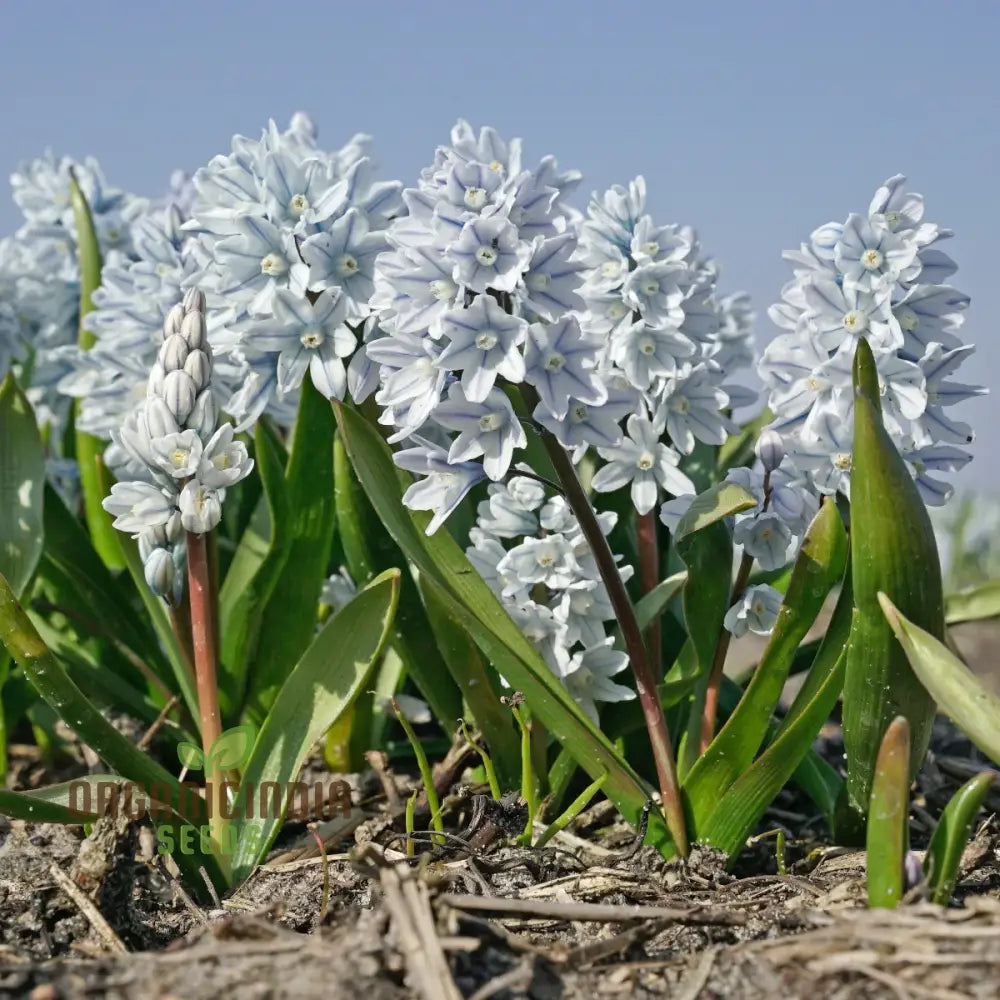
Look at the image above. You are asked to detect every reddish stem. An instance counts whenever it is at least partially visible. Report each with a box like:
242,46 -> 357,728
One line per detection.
522,387 -> 688,857
186,531 -> 223,825
699,551 -> 753,753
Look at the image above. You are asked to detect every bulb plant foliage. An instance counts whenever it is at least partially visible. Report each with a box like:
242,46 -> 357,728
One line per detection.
0,117 -> 994,899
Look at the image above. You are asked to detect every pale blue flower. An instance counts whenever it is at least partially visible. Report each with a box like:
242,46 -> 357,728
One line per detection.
241,289 -> 353,399
724,584 -> 783,637
448,216 -> 525,293
103,481 -> 176,532
434,384 -> 527,481
520,234 -> 585,320
562,640 -> 635,724
592,414 -> 694,514
524,316 -> 606,420
300,208 -> 385,315
435,295 -> 527,402
394,437 -> 487,535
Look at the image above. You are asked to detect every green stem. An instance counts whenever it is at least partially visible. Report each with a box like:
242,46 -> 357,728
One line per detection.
513,703 -> 537,844
393,698 -> 444,845
519,385 -> 688,857
461,719 -> 501,800
535,772 -> 608,848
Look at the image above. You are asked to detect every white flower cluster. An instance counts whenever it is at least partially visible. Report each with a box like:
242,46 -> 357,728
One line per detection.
0,153 -> 147,430
57,202 -> 207,473
183,113 -> 402,429
365,121 -> 596,529
761,175 -> 985,505
467,476 -> 635,722
102,290 -> 253,601
574,178 -> 757,514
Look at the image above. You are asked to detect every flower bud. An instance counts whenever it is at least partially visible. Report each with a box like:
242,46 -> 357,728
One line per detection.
143,546 -> 176,597
755,427 -> 786,472
186,388 -> 218,438
162,370 -> 197,424
183,349 -> 212,391
159,334 -> 189,373
147,362 -> 165,399
163,303 -> 185,339
138,525 -> 169,562
182,288 -> 206,315
165,509 -> 184,544
180,310 -> 207,351
144,396 -> 180,440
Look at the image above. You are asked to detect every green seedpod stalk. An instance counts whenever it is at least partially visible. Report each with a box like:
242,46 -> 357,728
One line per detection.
842,338 -> 944,819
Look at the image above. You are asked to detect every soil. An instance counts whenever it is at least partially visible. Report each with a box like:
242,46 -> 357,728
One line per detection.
3,624 -> 1000,999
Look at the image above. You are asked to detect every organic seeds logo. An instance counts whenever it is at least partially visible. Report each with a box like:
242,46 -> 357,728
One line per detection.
65,724 -> 353,856
177,724 -> 255,774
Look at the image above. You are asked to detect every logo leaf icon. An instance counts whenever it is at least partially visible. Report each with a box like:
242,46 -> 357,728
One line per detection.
177,742 -> 205,770
207,725 -> 256,772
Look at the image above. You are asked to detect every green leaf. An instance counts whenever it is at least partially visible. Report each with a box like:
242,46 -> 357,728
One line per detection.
866,716 -> 910,909
843,339 -> 945,815
945,581 -> 1000,624
229,569 -> 400,883
716,407 -> 774,476
333,402 -> 671,852
674,481 -> 758,541
634,571 -> 687,633
218,419 -> 291,721
700,647 -> 847,859
0,573 -> 225,892
418,573 -> 518,788
924,769 -> 996,905
68,170 -> 124,572
0,775 -> 125,824
247,378 -> 337,720
682,497 -> 848,836
879,593 -> 1000,765
333,430 -> 462,730
39,483 -> 173,685
0,375 -> 45,598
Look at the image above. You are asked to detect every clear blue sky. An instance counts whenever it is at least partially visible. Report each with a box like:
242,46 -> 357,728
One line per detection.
1,0 -> 996,489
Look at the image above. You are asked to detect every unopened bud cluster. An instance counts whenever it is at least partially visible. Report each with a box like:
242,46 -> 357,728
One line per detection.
102,289 -> 254,601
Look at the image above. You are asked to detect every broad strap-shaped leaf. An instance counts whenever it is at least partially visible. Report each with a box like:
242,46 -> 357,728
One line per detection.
879,593 -> 1000,764
229,569 -> 400,882
0,775 -> 131,824
700,647 -> 847,859
0,376 -> 44,597
68,170 -> 124,571
844,339 -> 944,815
334,431 -> 463,732
945,581 -> 1000,624
218,419 -> 291,721
0,572 -> 225,891
866,716 -> 910,909
333,402 -> 672,852
682,497 -> 847,836
247,378 -> 337,720
924,769 -> 996,905
418,574 -> 518,787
